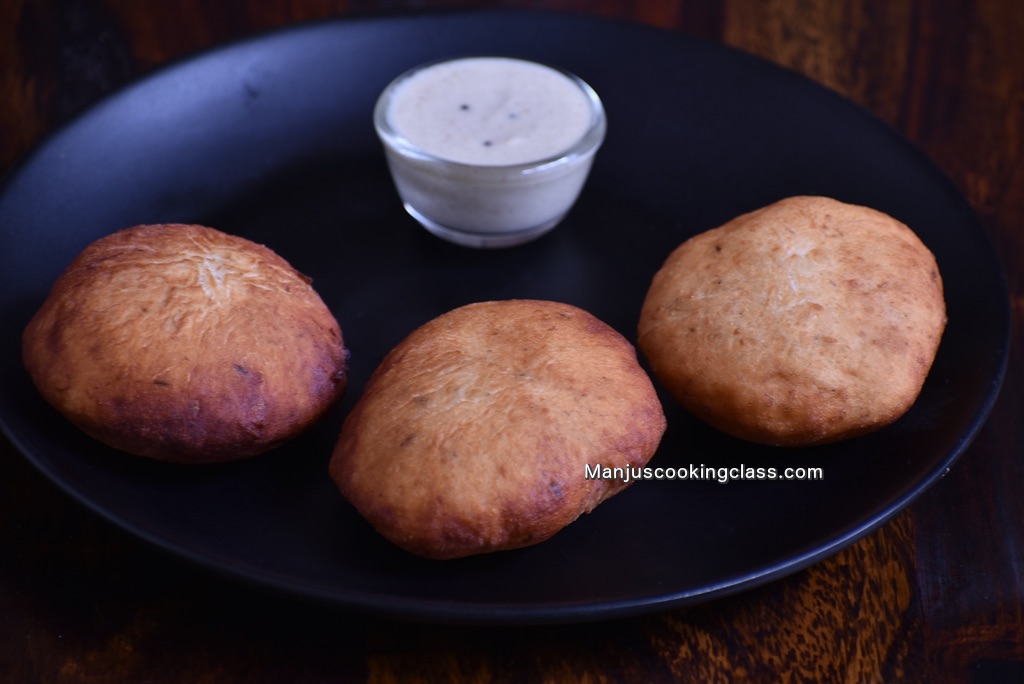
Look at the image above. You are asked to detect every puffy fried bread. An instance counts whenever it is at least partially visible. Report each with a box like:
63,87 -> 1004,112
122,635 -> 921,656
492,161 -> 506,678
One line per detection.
638,196 -> 946,446
22,223 -> 348,463
330,299 -> 666,559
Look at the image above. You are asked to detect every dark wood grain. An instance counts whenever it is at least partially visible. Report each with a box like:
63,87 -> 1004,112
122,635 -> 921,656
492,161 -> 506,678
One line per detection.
2,1 -> 1022,681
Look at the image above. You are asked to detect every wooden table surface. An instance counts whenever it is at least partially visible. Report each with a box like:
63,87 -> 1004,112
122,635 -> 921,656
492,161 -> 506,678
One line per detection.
2,1 -> 1022,681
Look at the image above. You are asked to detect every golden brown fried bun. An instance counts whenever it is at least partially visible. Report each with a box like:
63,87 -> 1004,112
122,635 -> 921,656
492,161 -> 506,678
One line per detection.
330,299 -> 666,560
638,196 -> 946,446
22,223 -> 348,463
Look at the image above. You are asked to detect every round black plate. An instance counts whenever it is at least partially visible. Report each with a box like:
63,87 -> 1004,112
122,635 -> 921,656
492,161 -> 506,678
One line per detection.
0,10 -> 1009,624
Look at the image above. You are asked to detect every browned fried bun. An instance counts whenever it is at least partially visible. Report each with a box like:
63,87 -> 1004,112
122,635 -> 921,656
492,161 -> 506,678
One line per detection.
637,196 -> 946,446
330,299 -> 666,559
22,223 -> 348,463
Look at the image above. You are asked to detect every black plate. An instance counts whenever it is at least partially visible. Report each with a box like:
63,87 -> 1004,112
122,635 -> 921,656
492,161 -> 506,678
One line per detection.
0,10 -> 1009,624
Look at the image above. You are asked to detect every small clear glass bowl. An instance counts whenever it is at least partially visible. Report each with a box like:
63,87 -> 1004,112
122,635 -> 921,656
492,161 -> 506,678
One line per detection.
373,57 -> 607,249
